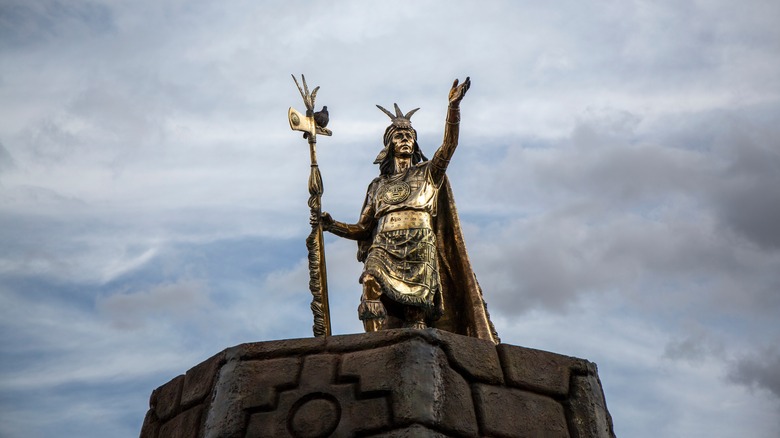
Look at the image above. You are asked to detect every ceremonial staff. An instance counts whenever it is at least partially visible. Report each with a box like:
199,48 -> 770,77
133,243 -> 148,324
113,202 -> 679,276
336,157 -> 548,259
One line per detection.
288,74 -> 332,337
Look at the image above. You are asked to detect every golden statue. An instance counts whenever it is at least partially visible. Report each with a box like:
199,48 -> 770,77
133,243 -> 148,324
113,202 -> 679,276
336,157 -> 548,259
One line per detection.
318,78 -> 499,344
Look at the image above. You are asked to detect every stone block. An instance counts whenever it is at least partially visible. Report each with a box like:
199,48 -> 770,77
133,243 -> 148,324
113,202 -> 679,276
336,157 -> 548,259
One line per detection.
297,354 -> 338,391
155,374 -> 184,421
325,328 -> 424,353
244,353 -> 392,437
340,395 -> 391,434
158,405 -> 204,438
341,338 -> 478,436
204,357 -> 301,438
498,343 -> 584,396
566,365 -> 615,438
181,351 -> 225,408
242,358 -> 302,410
473,384 -> 569,438
438,362 -> 478,436
340,342 -> 397,394
366,424 -> 451,437
139,409 -> 159,438
231,335 -> 326,361
245,383 -> 391,437
142,329 -> 614,437
433,329 -> 504,385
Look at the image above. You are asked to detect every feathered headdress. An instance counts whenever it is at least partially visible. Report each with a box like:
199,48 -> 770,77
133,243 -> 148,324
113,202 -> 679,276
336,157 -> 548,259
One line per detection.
374,103 -> 420,164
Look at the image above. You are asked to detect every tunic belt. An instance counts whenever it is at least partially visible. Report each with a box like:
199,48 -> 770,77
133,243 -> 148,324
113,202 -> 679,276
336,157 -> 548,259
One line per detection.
377,210 -> 432,232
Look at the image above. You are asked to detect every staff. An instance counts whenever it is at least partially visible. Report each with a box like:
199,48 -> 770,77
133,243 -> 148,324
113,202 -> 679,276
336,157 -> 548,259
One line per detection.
288,74 -> 332,337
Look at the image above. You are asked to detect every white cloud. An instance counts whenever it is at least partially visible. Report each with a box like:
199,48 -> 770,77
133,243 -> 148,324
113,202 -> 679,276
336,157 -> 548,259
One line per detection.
96,278 -> 207,329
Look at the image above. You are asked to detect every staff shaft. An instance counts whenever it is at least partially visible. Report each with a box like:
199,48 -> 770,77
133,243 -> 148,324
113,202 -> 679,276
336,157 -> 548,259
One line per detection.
289,74 -> 331,337
306,136 -> 331,337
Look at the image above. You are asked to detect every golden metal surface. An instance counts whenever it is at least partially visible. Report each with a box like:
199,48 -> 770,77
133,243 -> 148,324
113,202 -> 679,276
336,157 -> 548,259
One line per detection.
288,107 -> 314,135
290,74 -> 331,337
377,210 -> 431,232
307,77 -> 499,343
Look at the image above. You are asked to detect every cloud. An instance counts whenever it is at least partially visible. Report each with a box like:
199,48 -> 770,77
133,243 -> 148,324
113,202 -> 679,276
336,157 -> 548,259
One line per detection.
728,346 -> 780,401
663,324 -> 725,363
0,285 -> 197,392
459,102 -> 780,318
0,141 -> 15,173
708,116 -> 780,250
96,278 -> 209,329
0,0 -> 114,50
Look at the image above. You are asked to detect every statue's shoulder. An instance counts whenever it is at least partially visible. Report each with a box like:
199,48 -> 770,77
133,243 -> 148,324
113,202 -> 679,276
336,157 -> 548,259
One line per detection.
414,161 -> 431,172
366,176 -> 382,194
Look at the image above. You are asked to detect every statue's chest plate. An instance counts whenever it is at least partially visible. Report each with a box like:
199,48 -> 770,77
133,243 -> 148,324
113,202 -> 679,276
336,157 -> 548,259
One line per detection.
380,181 -> 411,205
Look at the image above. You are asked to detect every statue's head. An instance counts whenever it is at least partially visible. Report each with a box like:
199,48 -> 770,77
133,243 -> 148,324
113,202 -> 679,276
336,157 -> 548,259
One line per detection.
390,128 -> 415,157
375,104 -> 427,175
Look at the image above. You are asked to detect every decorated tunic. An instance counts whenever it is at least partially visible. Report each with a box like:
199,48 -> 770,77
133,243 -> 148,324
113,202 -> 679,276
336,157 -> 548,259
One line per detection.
361,162 -> 443,311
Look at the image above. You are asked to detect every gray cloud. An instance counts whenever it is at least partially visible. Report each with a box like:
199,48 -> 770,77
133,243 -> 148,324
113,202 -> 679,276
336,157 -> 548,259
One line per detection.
0,0 -> 114,50
710,119 -> 780,250
0,141 -> 15,173
96,279 -> 210,330
663,325 -> 726,363
464,125 -> 767,320
728,346 -> 780,401
462,103 -> 780,319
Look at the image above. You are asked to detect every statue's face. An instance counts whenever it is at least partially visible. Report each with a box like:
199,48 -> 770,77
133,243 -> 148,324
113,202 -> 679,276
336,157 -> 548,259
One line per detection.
391,129 -> 415,157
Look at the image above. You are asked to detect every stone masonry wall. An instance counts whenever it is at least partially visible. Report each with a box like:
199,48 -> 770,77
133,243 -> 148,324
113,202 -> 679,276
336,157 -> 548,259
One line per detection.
140,329 -> 615,438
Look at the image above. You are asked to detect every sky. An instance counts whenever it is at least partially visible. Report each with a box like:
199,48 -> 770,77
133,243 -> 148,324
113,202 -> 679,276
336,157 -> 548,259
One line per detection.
1,0 -> 779,436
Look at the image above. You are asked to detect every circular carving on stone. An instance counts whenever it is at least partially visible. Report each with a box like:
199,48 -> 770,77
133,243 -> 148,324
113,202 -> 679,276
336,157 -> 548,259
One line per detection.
380,181 -> 411,205
288,393 -> 341,438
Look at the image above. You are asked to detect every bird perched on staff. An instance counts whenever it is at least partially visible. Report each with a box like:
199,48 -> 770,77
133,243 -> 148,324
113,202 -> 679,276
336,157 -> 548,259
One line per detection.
314,105 -> 329,129
304,106 -> 329,139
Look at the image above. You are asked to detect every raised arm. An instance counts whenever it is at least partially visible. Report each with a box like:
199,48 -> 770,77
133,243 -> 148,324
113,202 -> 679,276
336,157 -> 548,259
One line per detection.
431,77 -> 471,185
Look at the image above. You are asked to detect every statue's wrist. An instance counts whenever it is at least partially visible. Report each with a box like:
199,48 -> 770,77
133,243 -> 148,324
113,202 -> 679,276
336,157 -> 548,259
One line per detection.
320,215 -> 333,231
446,105 -> 461,124
330,220 -> 349,235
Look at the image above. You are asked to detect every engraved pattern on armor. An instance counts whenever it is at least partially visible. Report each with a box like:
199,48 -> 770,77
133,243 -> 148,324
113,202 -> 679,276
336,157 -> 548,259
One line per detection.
373,164 -> 437,218
363,228 -> 439,311
378,210 -> 432,232
380,181 -> 411,205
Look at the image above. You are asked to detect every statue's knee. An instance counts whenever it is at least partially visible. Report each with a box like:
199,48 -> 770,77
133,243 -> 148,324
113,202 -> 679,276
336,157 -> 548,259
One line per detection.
358,274 -> 386,332
361,274 -> 383,300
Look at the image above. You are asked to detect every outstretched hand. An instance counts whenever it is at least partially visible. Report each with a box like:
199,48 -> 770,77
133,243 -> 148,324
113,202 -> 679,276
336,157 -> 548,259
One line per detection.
448,77 -> 471,106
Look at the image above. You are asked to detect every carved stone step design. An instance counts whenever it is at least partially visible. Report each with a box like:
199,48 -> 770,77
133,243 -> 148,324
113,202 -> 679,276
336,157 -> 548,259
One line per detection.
140,329 -> 615,438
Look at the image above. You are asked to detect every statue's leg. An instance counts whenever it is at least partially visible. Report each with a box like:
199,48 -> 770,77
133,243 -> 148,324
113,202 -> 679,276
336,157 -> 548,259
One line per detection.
403,305 -> 427,330
358,274 -> 386,332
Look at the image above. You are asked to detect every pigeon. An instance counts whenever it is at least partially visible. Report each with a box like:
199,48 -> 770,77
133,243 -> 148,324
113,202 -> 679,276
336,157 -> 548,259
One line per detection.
304,106 -> 329,139
314,106 -> 329,129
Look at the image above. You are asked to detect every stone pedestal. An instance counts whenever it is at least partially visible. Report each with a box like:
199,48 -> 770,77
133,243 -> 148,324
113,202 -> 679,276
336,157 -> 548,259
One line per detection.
140,329 -> 615,438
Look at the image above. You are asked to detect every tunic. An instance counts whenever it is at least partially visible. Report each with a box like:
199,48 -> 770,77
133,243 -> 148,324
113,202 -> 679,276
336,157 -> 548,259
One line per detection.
362,161 -> 443,311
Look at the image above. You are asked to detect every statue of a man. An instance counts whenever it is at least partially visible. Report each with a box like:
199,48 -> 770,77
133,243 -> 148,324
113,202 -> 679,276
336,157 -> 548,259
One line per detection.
321,78 -> 498,343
